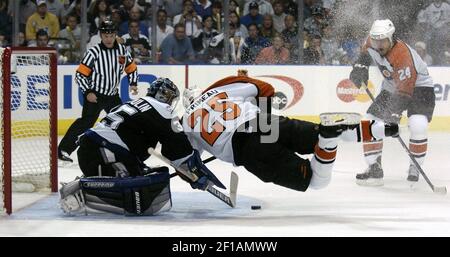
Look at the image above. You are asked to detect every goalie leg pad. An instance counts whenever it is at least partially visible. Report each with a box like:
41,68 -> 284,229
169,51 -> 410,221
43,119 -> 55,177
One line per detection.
59,171 -> 172,216
80,172 -> 172,216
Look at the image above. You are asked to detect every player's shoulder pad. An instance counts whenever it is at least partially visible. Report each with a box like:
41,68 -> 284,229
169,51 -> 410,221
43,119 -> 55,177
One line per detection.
142,96 -> 175,119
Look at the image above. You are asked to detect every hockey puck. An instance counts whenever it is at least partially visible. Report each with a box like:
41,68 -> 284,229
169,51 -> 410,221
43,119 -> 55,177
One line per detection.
251,205 -> 261,210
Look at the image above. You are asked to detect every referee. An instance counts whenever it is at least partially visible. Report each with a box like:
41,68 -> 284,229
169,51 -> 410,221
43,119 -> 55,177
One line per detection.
58,20 -> 139,162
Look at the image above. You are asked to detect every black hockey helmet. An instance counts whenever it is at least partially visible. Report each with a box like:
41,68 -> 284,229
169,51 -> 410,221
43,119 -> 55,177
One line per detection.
147,78 -> 180,106
99,20 -> 117,34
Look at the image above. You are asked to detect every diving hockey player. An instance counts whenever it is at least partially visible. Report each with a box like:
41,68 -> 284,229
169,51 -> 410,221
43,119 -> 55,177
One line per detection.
182,70 -> 399,192
349,19 -> 436,186
59,78 -> 224,216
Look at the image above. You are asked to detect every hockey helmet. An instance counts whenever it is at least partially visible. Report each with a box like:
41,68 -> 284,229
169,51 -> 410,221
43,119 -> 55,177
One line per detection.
99,20 -> 117,34
369,19 -> 395,42
147,78 -> 180,106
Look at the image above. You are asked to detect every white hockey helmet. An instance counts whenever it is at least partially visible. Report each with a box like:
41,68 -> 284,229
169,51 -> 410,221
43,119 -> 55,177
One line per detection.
369,19 -> 395,42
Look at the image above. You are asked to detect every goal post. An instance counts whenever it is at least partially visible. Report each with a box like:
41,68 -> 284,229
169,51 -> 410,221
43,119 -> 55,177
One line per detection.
1,47 -> 58,215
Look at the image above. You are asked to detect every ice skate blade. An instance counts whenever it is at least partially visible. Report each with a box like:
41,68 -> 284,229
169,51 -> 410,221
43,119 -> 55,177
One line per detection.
356,178 -> 384,187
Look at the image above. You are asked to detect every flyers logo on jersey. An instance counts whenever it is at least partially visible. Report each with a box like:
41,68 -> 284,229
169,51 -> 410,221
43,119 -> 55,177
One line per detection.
118,55 -> 126,65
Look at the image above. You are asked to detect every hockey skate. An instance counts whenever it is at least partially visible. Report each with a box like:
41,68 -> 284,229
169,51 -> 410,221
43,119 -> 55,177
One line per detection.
407,164 -> 419,182
319,112 -> 361,138
356,156 -> 384,186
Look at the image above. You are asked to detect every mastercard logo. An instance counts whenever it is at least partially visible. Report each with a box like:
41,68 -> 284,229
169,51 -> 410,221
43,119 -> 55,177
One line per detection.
336,79 -> 376,103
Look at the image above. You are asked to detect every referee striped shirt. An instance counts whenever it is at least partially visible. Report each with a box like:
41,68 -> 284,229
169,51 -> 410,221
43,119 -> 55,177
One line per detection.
76,41 -> 138,96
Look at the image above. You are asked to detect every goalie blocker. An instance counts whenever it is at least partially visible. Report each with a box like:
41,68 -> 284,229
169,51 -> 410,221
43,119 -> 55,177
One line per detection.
59,167 -> 172,216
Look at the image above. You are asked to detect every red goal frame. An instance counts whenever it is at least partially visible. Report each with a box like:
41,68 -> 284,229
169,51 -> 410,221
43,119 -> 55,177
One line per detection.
1,47 -> 58,215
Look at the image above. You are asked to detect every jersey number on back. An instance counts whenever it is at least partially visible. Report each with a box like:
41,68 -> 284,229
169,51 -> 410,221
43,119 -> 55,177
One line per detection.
187,92 -> 241,146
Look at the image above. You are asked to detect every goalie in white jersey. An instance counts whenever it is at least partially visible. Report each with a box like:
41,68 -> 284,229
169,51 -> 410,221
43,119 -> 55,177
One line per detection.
183,70 -> 399,191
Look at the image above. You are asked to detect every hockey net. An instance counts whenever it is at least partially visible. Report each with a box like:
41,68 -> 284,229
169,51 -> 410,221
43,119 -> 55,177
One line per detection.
0,47 -> 58,215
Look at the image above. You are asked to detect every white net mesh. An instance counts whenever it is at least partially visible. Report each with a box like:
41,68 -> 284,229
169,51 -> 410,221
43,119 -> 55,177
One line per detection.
1,48 -> 55,214
11,53 -> 52,190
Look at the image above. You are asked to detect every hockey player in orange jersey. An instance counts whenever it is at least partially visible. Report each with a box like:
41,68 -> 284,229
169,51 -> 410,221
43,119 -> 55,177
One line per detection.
182,70 -> 399,192
349,19 -> 436,186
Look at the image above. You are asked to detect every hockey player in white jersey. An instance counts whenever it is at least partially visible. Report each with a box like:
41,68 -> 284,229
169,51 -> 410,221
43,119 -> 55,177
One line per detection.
183,70 -> 399,192
349,19 -> 436,186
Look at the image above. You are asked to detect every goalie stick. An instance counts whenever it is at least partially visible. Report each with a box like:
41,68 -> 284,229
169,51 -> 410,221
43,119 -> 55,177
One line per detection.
362,83 -> 447,195
148,148 -> 238,207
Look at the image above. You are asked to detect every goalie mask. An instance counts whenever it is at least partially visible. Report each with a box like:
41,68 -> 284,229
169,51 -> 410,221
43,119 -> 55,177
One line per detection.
147,77 -> 180,107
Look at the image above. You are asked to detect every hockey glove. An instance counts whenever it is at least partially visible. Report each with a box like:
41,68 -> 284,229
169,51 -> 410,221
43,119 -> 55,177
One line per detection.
179,150 -> 226,191
349,63 -> 369,88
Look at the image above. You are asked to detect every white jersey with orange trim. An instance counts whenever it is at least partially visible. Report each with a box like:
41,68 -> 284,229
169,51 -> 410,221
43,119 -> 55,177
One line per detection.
364,39 -> 433,97
182,76 -> 274,165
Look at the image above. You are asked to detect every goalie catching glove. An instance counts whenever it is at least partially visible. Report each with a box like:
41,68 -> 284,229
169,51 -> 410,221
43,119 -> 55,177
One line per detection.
177,150 -> 226,190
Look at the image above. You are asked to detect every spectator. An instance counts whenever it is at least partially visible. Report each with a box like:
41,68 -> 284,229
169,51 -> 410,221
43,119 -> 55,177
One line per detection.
243,0 -> 274,16
272,1 -> 287,33
302,0 -> 318,19
444,51 -> 450,66
119,6 -> 148,37
88,0 -> 111,35
283,0 -> 298,18
192,15 -> 219,62
304,4 -> 327,36
123,20 -> 152,64
0,0 -> 11,43
61,0 -> 77,24
414,41 -> 433,66
25,0 -> 60,42
211,1 -> 223,32
160,0 -> 184,20
194,0 -> 212,18
255,34 -> 289,64
58,14 -> 82,63
111,7 -> 123,28
240,1 -> 263,28
229,35 -> 244,64
118,0 -> 136,22
260,14 -> 276,41
17,32 -> 28,47
173,0 -> 203,38
229,0 -> 240,14
230,11 -> 248,38
281,14 -> 299,63
148,9 -> 174,50
241,23 -> 270,64
320,24 -> 340,64
8,0 -> 36,33
0,33 -> 8,47
35,29 -> 51,47
46,0 -> 64,21
304,34 -> 325,65
417,0 -> 450,64
160,23 -> 195,64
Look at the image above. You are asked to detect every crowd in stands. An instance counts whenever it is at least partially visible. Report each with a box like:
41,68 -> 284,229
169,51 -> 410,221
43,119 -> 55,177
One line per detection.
0,0 -> 450,66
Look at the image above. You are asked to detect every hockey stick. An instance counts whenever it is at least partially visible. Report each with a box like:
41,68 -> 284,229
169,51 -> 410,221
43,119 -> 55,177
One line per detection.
148,148 -> 238,207
362,83 -> 447,194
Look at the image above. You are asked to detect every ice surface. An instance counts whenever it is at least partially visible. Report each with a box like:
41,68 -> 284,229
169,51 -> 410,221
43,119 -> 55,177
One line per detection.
1,133 -> 449,236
